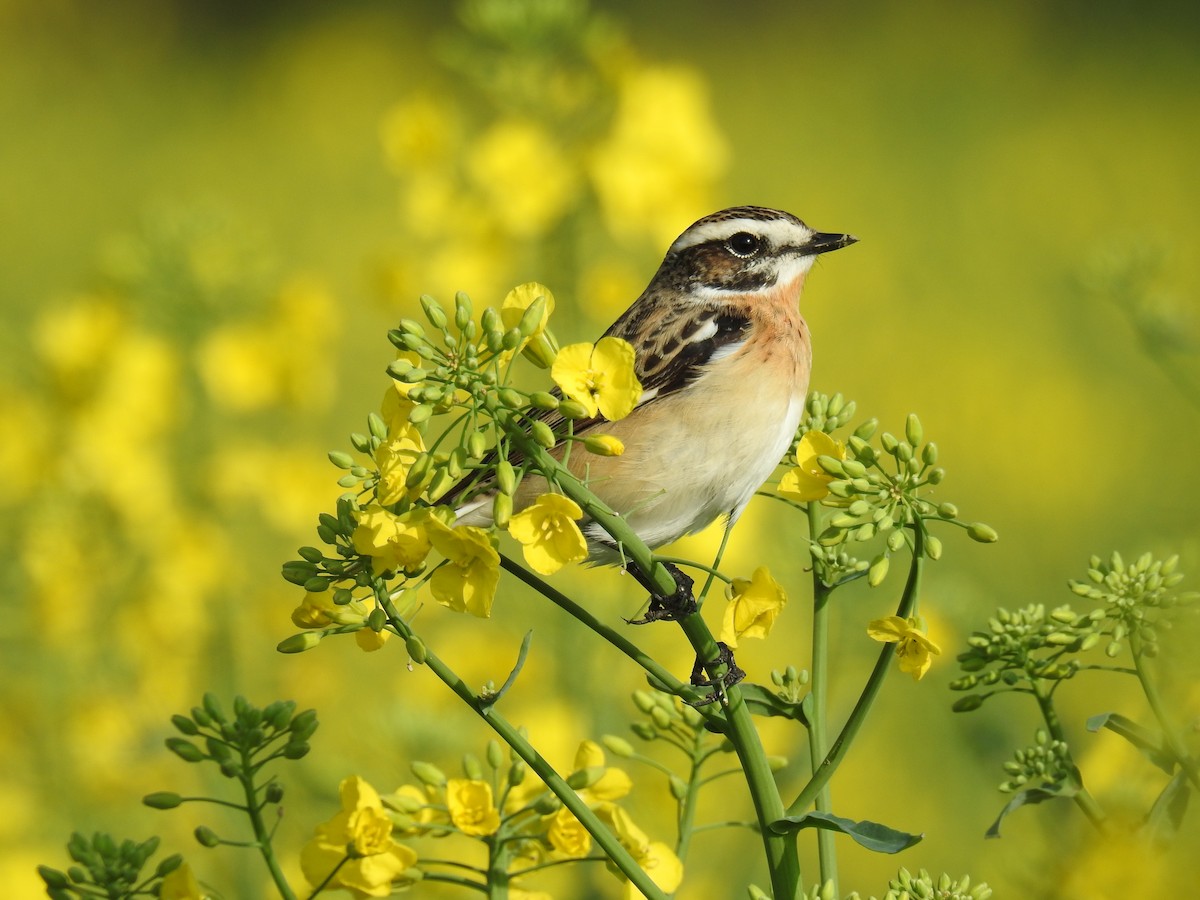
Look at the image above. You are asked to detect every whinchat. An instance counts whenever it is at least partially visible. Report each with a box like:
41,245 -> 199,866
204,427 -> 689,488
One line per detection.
457,205 -> 856,562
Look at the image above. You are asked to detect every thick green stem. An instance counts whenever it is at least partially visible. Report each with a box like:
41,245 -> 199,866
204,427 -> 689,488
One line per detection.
805,504 -> 837,893
376,595 -> 667,900
674,732 -> 705,862
1130,633 -> 1200,791
237,765 -> 296,900
1032,685 -> 1109,832
787,525 -> 925,817
503,412 -> 801,898
485,834 -> 513,900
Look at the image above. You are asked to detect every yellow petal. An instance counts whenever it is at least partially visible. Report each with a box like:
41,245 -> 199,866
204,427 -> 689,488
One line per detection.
591,336 -> 642,421
551,342 -> 601,418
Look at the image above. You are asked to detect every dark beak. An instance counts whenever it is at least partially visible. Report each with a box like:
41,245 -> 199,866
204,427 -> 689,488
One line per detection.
804,231 -> 858,255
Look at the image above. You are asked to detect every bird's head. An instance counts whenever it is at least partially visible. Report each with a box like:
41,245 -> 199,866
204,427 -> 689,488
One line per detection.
659,206 -> 856,299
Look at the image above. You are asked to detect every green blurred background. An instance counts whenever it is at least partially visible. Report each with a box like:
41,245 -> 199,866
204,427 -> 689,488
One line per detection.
3,0 -> 1199,897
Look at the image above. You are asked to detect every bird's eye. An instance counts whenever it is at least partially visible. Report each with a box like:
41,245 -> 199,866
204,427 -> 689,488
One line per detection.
725,232 -> 762,258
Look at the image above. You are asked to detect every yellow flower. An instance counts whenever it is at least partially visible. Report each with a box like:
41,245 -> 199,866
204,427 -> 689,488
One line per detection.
778,431 -> 846,502
720,567 -> 787,648
355,627 -> 390,652
589,65 -> 728,246
508,494 -> 589,576
467,119 -> 577,238
352,505 -> 435,575
584,434 -> 625,456
501,281 -> 556,337
374,404 -> 427,506
551,337 -> 642,421
547,805 -> 591,857
595,804 -> 684,898
427,521 -> 501,617
159,862 -> 206,900
572,740 -> 633,803
446,778 -> 501,836
301,776 -> 418,899
867,616 -> 942,680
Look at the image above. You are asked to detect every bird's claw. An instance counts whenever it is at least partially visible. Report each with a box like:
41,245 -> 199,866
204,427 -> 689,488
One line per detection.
686,642 -> 746,707
625,562 -> 697,624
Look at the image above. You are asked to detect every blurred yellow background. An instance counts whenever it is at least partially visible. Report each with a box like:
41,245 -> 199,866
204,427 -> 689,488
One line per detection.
2,0 -> 1199,897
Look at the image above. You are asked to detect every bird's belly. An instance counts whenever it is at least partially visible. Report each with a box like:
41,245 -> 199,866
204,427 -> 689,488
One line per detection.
586,353 -> 807,550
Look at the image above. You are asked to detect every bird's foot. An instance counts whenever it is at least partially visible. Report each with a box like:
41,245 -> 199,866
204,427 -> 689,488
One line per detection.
687,642 -> 746,707
626,562 -> 697,624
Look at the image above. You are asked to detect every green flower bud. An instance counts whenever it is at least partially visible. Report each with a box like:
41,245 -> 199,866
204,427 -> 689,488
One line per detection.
194,826 -> 221,848
143,791 -> 183,809
404,635 -> 427,665
420,294 -> 447,329
880,431 -> 898,453
496,460 -> 517,495
399,318 -> 426,338
669,775 -> 688,799
492,493 -> 512,529
558,399 -> 591,420
171,714 -> 199,736
853,418 -> 879,440
567,767 -> 604,790
281,560 -> 317,585
937,502 -> 958,519
303,576 -> 328,593
632,690 -> 656,713
534,793 -> 562,814
531,420 -> 556,448
165,737 -> 205,763
446,447 -> 466,480
411,761 -> 447,787
584,434 -> 625,456
905,413 -> 923,447
37,867 -> 70,890
601,735 -> 635,757
528,391 -> 559,410
508,760 -> 527,786
922,442 -> 938,465
967,522 -> 999,543
631,722 -> 656,741
767,755 -> 789,772
522,332 -> 558,369
650,706 -> 672,730
868,554 -> 890,587
467,431 -> 488,459
408,403 -> 433,424
328,450 -> 355,470
502,327 -> 523,350
842,459 -> 868,478
516,295 -> 547,337
498,388 -> 524,409
277,632 -> 323,654
896,441 -> 913,462
453,291 -> 473,330
368,412 -> 388,441
462,753 -> 483,781
952,694 -> 985,712
926,535 -> 943,560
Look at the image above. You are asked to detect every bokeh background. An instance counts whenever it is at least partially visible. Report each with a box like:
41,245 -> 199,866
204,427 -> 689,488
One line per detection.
3,0 -> 1199,897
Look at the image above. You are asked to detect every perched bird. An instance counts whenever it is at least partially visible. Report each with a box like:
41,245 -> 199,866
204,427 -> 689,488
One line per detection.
456,205 -> 856,565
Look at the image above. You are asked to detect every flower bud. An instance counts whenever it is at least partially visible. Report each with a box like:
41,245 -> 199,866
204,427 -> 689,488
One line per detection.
467,431 -> 488,459
462,753 -> 484,781
967,522 -> 999,543
558,399 -> 591,420
531,421 -> 556,448
194,826 -> 221,848
454,291 -> 473,330
498,388 -> 524,409
926,535 -> 943,560
905,413 -> 923,447
496,460 -> 517,495
405,635 -> 427,664
166,738 -> 206,763
584,435 -> 625,456
669,775 -> 688,799
143,791 -> 183,809
522,333 -> 558,369
868,554 -> 890,587
411,761 -> 447,787
420,294 -> 447,329
408,404 -> 433,424
492,493 -> 512,529
528,391 -> 559,410
277,632 -> 323,653
601,735 -> 635,758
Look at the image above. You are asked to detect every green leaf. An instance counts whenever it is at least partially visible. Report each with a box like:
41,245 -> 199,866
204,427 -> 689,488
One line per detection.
986,782 -> 1076,838
770,810 -> 922,853
1142,771 -> 1191,848
1086,712 -> 1175,774
739,684 -> 809,724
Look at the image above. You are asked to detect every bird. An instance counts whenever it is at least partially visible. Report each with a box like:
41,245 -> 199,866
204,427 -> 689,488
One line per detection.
455,205 -> 856,570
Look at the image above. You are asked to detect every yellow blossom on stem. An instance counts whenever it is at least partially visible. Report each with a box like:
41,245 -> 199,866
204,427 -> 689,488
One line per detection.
375,390 -> 426,505
868,615 -> 942,680
551,337 -> 642,421
355,627 -> 390,652
352,505 -> 436,575
446,778 -> 501,836
159,862 -> 206,900
300,776 -> 418,899
572,740 -> 633,803
720,567 -> 787,648
508,493 -> 588,576
595,804 -> 684,898
427,520 -> 500,617
547,805 -> 592,857
778,431 -> 846,502
501,281 -> 556,337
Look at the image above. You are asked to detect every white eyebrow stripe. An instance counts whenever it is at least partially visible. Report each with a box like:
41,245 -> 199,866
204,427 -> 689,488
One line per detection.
669,217 -> 813,254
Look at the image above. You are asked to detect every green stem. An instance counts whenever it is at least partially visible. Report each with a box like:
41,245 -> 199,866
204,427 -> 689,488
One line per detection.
237,765 -> 296,900
303,856 -> 348,900
1130,633 -> 1200,791
376,595 -> 668,900
674,730 -> 706,863
805,504 -> 837,894
786,524 -> 925,817
496,555 -> 710,709
502,410 -> 801,898
485,833 -> 513,900
1031,684 -> 1109,832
